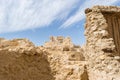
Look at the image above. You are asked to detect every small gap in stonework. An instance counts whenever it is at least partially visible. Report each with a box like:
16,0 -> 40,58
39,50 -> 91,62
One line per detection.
81,66 -> 89,80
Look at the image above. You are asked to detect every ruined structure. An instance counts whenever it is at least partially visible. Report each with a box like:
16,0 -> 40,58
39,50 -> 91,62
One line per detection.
0,38 -> 55,80
0,37 -> 86,80
43,36 -> 86,80
84,6 -> 120,80
44,36 -> 74,51
0,6 -> 120,80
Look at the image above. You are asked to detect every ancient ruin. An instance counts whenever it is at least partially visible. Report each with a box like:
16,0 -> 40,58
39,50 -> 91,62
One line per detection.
44,36 -> 74,51
84,5 -> 120,80
0,6 -> 120,80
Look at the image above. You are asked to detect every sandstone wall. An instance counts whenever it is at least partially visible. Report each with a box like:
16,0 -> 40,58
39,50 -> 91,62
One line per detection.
43,37 -> 88,80
0,38 -> 88,80
84,6 -> 120,80
0,39 -> 55,80
44,36 -> 74,51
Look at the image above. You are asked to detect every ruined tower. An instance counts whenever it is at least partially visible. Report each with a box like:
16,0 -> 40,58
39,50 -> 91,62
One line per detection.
85,6 -> 120,58
84,6 -> 120,80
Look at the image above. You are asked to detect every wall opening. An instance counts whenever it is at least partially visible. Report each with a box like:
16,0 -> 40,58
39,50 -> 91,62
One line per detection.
103,12 -> 120,56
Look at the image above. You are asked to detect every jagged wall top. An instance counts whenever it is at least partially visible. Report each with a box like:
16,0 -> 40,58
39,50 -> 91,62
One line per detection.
44,36 -> 75,51
85,5 -> 120,14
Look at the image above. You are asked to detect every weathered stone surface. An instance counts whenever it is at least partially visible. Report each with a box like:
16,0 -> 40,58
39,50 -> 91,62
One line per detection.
44,38 -> 86,80
44,36 -> 74,51
85,5 -> 120,80
0,38 -> 86,80
0,39 -> 55,80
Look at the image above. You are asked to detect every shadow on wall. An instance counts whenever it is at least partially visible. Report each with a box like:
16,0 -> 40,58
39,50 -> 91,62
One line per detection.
0,50 -> 55,80
103,12 -> 120,56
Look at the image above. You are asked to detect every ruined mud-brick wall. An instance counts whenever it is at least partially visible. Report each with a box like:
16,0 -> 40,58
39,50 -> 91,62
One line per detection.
84,6 -> 120,80
44,36 -> 74,51
0,37 -> 89,80
0,38 -> 55,80
43,36 -> 88,80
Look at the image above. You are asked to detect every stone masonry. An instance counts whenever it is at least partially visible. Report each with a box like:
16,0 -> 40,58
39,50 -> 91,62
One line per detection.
84,5 -> 120,80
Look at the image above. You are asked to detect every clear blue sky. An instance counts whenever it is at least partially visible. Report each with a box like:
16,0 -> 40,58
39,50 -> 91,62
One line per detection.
0,0 -> 120,46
